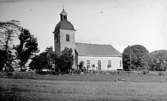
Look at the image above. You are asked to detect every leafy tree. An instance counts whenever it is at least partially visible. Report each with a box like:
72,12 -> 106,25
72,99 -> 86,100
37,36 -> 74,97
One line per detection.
56,48 -> 74,74
15,29 -> 38,71
149,50 -> 167,71
0,50 -> 6,71
123,45 -> 150,71
29,52 -> 48,72
29,47 -> 55,72
0,20 -> 21,71
45,47 -> 55,66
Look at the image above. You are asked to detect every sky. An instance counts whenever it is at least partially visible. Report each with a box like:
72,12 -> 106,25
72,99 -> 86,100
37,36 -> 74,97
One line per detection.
0,0 -> 167,53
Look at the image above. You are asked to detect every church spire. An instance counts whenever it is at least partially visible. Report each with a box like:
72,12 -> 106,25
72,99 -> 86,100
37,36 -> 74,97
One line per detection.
60,9 -> 67,21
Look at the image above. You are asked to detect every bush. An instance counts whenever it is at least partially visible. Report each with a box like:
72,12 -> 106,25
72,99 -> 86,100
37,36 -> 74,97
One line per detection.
71,69 -> 81,74
6,72 -> 13,76
158,71 -> 165,76
142,70 -> 149,75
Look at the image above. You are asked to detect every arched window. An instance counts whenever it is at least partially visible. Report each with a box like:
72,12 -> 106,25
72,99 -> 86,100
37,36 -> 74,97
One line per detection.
107,60 -> 112,68
86,60 -> 90,69
66,34 -> 70,41
120,60 -> 122,67
98,60 -> 101,70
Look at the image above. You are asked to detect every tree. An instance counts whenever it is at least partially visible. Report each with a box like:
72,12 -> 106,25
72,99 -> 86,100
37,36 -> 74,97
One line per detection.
0,20 -> 21,71
0,50 -> 6,71
15,29 -> 38,71
45,47 -> 55,66
29,47 -> 55,72
56,48 -> 74,74
123,45 -> 150,71
29,52 -> 48,72
149,50 -> 167,71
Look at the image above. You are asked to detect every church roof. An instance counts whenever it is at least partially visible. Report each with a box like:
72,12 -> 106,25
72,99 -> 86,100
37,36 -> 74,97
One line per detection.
76,43 -> 121,57
54,20 -> 75,32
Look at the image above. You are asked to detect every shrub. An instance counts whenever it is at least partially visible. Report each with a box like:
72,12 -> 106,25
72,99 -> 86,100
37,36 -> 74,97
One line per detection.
158,71 -> 165,76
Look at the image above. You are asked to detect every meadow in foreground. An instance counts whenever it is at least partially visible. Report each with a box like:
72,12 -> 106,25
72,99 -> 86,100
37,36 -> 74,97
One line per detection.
1,72 -> 167,101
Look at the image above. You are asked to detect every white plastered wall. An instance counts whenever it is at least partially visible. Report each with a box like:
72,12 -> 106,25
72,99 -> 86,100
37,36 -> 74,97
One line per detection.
59,29 -> 76,68
78,56 -> 122,71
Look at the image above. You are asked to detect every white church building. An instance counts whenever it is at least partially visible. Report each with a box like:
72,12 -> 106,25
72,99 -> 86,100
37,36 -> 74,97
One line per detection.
53,9 -> 122,71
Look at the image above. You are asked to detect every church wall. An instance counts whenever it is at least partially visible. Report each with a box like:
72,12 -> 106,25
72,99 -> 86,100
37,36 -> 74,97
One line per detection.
54,32 -> 60,56
78,56 -> 122,71
59,29 -> 76,69
59,29 -> 75,53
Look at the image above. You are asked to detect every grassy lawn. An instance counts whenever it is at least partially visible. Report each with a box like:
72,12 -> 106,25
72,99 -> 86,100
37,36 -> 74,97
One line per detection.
1,71 -> 167,82
1,72 -> 167,101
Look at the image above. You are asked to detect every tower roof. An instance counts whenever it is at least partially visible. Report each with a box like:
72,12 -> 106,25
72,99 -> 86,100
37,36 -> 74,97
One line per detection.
60,9 -> 67,15
54,9 -> 75,33
54,20 -> 75,32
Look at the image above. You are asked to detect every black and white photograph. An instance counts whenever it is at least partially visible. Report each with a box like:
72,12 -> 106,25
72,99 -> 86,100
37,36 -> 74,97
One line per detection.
0,0 -> 167,101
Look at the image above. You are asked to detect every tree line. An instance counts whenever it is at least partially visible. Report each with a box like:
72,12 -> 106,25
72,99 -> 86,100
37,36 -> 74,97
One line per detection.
0,20 -> 74,74
1,20 -> 167,73
123,45 -> 167,71
29,47 -> 74,74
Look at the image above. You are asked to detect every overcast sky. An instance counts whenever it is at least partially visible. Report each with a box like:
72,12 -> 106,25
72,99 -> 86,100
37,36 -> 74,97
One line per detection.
0,0 -> 167,53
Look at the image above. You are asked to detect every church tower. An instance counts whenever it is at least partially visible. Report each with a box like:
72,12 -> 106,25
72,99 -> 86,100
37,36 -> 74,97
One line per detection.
53,9 -> 76,66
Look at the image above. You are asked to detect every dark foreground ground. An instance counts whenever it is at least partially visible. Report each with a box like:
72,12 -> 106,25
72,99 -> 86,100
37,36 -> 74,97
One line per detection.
1,71 -> 167,101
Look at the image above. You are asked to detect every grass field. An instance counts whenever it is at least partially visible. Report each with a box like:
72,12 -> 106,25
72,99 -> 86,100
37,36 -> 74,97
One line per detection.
1,72 -> 167,101
1,71 -> 167,82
